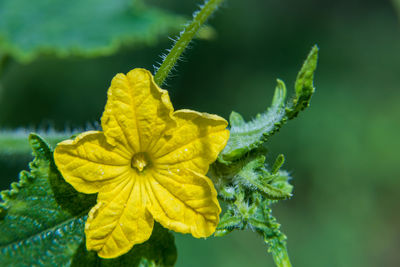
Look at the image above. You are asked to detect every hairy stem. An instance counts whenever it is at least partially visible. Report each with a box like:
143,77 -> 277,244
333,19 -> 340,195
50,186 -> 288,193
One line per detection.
270,240 -> 292,267
154,0 -> 224,86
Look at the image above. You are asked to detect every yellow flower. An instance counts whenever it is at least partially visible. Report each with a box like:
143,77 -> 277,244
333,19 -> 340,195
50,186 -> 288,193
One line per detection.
54,68 -> 229,259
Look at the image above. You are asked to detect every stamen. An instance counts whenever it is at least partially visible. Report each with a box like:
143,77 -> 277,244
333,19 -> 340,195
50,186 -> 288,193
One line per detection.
131,152 -> 150,172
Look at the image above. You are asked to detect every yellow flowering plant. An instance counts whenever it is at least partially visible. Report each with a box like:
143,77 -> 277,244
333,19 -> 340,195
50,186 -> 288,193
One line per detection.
0,0 -> 318,266
54,68 -> 229,258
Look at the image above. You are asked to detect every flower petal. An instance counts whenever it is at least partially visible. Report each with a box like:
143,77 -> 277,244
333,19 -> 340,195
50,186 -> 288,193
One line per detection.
85,175 -> 154,259
54,131 -> 131,194
152,110 -> 229,174
145,168 -> 221,238
101,68 -> 175,153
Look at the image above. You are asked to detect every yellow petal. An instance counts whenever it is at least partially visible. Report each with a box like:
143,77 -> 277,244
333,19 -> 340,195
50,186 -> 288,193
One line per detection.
101,68 -> 175,153
145,168 -> 221,238
85,175 -> 154,259
54,131 -> 131,194
152,110 -> 229,174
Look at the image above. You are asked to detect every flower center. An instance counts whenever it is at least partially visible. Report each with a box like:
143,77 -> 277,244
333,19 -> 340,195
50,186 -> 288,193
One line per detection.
131,152 -> 150,172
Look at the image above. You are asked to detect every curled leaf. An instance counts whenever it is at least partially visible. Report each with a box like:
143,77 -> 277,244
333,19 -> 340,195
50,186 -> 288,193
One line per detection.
219,46 -> 319,162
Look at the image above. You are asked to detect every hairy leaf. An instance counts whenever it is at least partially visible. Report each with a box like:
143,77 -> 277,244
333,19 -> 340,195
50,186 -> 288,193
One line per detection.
0,133 -> 178,266
236,155 -> 292,200
220,46 -> 318,162
0,134 -> 95,266
211,152 -> 293,201
288,45 -> 319,118
214,209 -> 243,237
215,192 -> 291,265
212,47 -> 317,267
0,0 -> 185,62
215,194 -> 289,245
212,151 -> 293,264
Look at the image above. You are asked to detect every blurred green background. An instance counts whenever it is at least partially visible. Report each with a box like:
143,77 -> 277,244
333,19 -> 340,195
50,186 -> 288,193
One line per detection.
1,0 -> 399,266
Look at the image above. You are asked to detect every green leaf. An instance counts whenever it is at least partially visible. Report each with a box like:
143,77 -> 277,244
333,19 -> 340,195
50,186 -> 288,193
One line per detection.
212,153 -> 293,264
288,45 -> 319,119
211,152 -> 293,201
0,133 -> 94,266
215,191 -> 292,266
0,133 -> 177,266
271,154 -> 285,174
270,170 -> 293,197
219,46 -> 319,162
0,0 -> 185,62
236,155 -> 292,200
71,223 -> 177,267
229,111 -> 246,127
212,46 -> 318,267
220,81 -> 287,162
215,209 -> 243,237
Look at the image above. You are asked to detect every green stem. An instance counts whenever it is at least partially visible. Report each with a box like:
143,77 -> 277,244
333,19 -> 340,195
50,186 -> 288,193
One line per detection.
270,240 -> 292,267
154,0 -> 224,86
262,206 -> 292,267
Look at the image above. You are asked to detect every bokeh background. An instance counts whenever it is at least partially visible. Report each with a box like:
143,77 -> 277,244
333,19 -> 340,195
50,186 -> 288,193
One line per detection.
1,0 -> 399,266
